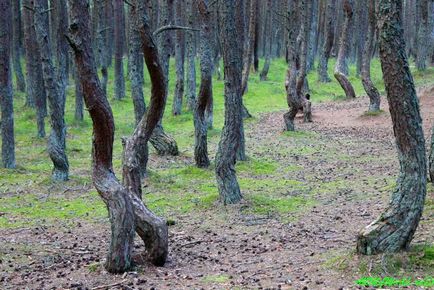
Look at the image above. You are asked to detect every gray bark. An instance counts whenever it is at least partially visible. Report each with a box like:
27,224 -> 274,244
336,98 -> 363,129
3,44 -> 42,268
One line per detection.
259,0 -> 272,81
172,0 -> 185,116
12,0 -> 26,92
185,0 -> 197,111
357,0 -> 427,255
416,0 -> 429,71
317,0 -> 335,82
114,0 -> 126,100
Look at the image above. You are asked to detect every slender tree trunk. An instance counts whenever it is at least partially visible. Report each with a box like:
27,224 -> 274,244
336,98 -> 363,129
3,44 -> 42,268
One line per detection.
334,0 -> 356,99
68,0 -> 168,273
416,0 -> 429,71
96,0 -> 109,95
253,0 -> 259,72
185,0 -> 197,111
0,0 -> 16,169
362,0 -> 381,112
128,1 -> 146,125
73,64 -> 84,121
259,0 -> 272,81
11,0 -> 25,92
172,0 -> 185,116
114,0 -> 125,100
357,0 -> 427,255
23,0 -> 47,137
317,0 -> 335,82
215,0 -> 243,205
429,126 -> 434,183
34,0 -> 69,181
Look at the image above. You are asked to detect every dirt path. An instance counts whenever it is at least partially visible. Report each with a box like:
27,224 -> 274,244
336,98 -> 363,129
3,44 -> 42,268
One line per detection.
1,89 -> 434,289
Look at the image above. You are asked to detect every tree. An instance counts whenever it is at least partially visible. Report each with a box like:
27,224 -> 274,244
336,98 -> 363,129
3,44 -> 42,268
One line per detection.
356,0 -> 427,255
215,0 -> 243,205
416,0 -> 429,71
0,0 -> 16,169
317,0 -> 335,82
114,0 -> 126,100
67,0 -> 168,273
23,0 -> 47,137
194,0 -> 213,168
185,0 -> 197,111
259,0 -> 272,81
12,0 -> 26,92
172,0 -> 185,116
334,0 -> 356,99
34,0 -> 69,181
361,0 -> 381,112
95,0 -> 110,95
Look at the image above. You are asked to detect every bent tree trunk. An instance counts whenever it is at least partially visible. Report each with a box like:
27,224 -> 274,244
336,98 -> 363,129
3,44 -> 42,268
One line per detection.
361,0 -> 381,112
317,0 -> 335,83
34,0 -> 69,181
67,0 -> 168,273
194,0 -> 213,168
356,0 -> 427,255
215,0 -> 243,205
334,0 -> 356,99
0,0 -> 16,169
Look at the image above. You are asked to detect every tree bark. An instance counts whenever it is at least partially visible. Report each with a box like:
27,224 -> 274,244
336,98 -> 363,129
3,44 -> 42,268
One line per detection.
193,0 -> 214,168
73,64 -> 84,121
429,126 -> 434,183
215,0 -> 243,205
416,0 -> 429,71
334,0 -> 356,99
361,0 -> 381,112
114,0 -> 126,100
34,0 -> 69,181
259,0 -> 272,81
185,0 -> 197,111
96,0 -> 109,95
12,0 -> 26,93
0,0 -> 16,169
356,0 -> 427,255
172,0 -> 185,116
67,0 -> 168,272
317,0 -> 335,83
23,0 -> 47,137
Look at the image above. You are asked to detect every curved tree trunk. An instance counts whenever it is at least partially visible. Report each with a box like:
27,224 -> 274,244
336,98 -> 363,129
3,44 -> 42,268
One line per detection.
194,0 -> 214,168
0,0 -> 16,169
416,0 -> 429,71
361,0 -> 381,112
356,0 -> 427,255
68,0 -> 168,273
334,0 -> 356,99
34,0 -> 69,181
172,0 -> 185,116
317,0 -> 335,83
215,0 -> 243,205
114,0 -> 126,100
11,0 -> 25,93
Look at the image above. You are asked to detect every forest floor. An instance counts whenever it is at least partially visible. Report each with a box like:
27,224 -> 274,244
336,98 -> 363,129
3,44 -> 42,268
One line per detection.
1,60 -> 434,289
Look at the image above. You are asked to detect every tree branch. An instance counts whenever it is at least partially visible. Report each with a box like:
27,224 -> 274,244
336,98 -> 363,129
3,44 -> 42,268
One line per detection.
153,25 -> 200,37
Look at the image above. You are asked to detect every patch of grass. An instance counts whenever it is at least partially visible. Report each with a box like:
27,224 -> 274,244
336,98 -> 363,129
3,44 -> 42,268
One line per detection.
202,274 -> 230,284
362,109 -> 385,117
236,158 -> 278,175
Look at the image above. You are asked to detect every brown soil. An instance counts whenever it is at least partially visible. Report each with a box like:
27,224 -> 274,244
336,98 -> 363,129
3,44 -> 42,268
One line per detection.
1,88 -> 433,290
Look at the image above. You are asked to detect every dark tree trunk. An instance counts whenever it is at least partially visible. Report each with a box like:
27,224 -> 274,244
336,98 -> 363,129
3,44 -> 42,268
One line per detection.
416,0 -> 429,71
306,0 -> 318,72
259,0 -> 272,81
253,0 -> 259,72
317,0 -> 335,82
194,0 -> 214,168
361,0 -> 381,112
0,0 -> 16,169
296,0 -> 312,96
96,0 -> 109,95
429,126 -> 434,183
73,65 -> 84,121
128,1 -> 146,125
114,0 -> 125,100
215,0 -> 243,205
185,0 -> 197,111
357,0 -> 427,255
51,0 -> 69,92
67,0 -> 168,273
23,0 -> 46,137
34,0 -> 69,181
12,0 -> 26,92
334,0 -> 356,99
172,0 -> 185,116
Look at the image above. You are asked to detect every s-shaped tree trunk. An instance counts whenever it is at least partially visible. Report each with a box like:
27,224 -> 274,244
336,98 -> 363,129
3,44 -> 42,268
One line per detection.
215,0 -> 243,205
334,0 -> 356,99
356,0 -> 427,255
67,0 -> 168,273
361,0 -> 381,112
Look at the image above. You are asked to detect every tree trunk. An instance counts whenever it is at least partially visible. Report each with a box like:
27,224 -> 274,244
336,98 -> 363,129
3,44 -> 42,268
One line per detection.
356,0 -> 427,255
215,0 -> 243,205
0,0 -> 16,169
185,0 -> 197,111
361,0 -> 381,112
334,0 -> 356,99
34,0 -> 69,181
73,64 -> 84,121
23,0 -> 47,137
429,126 -> 434,183
51,0 -> 69,94
128,1 -> 146,125
11,0 -> 26,93
96,0 -> 109,95
114,0 -> 126,100
253,0 -> 259,72
259,0 -> 272,81
416,0 -> 429,71
172,0 -> 185,116
317,0 -> 335,82
67,0 -> 168,273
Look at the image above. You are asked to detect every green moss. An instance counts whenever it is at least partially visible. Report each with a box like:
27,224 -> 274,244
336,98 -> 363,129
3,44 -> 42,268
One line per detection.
202,274 -> 230,284
236,158 -> 278,175
363,110 -> 385,117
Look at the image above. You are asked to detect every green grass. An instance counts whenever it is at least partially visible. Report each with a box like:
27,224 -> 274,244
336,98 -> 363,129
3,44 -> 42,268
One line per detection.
1,57 -> 434,228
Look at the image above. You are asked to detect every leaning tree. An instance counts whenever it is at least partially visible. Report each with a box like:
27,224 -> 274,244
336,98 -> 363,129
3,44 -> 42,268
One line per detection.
67,0 -> 168,273
356,0 -> 427,255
